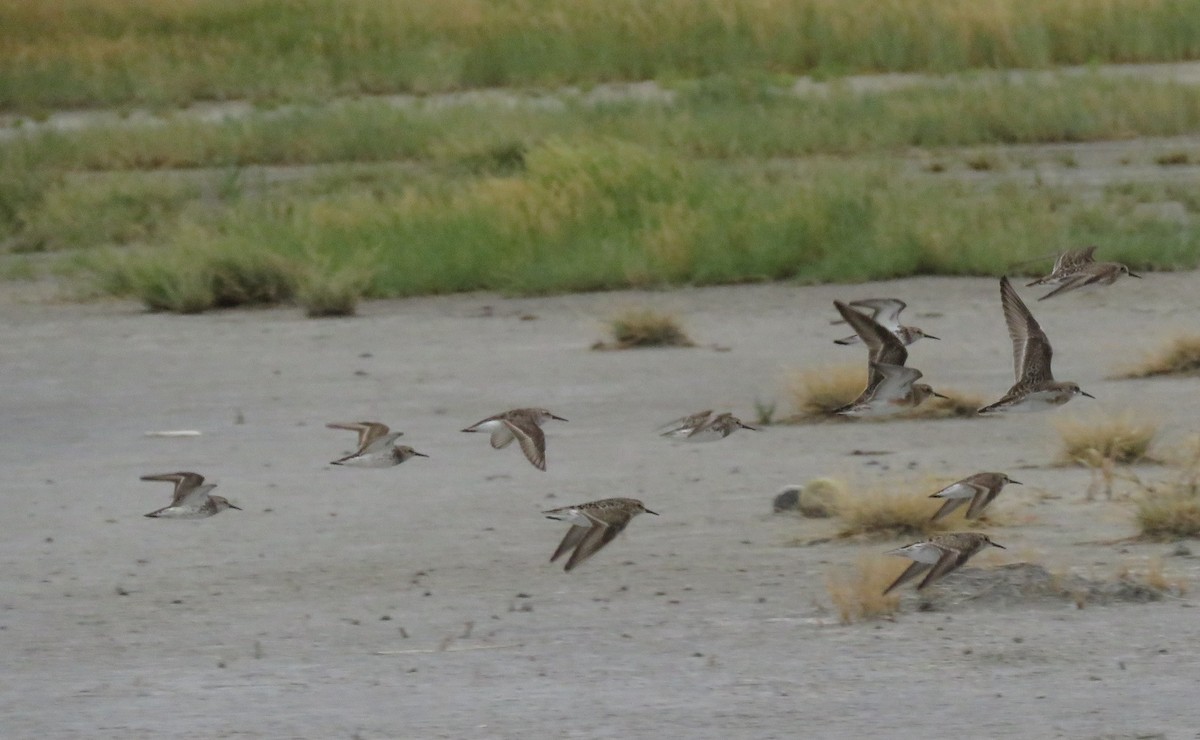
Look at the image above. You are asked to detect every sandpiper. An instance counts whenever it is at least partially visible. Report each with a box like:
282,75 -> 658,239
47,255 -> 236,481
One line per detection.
659,410 -> 758,441
882,532 -> 1005,594
832,300 -> 946,416
929,472 -> 1021,522
832,298 -> 939,346
542,498 -> 657,572
1026,246 -> 1141,300
979,277 -> 1094,413
326,421 -> 428,467
142,472 -> 241,519
462,407 -> 566,471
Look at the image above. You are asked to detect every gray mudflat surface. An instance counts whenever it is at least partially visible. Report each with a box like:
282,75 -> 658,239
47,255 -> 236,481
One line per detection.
3,274 -> 1199,738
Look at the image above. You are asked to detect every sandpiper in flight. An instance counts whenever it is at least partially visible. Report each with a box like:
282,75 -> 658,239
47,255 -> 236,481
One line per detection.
928,472 -> 1021,522
832,298 -> 939,346
142,472 -> 241,519
882,532 -> 1005,594
542,498 -> 657,572
326,421 -> 428,467
1026,246 -> 1141,300
659,410 -> 758,441
978,277 -> 1094,413
831,300 -> 946,416
462,407 -> 566,471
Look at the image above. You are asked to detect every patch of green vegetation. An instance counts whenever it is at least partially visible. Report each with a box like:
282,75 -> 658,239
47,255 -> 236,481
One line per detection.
4,0 -> 1200,111
76,140 -> 1200,312
8,76 -> 1200,174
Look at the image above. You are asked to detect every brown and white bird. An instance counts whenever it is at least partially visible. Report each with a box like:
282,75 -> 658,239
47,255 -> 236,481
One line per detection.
832,298 -> 938,346
929,472 -> 1021,522
978,277 -> 1094,413
542,498 -> 657,572
142,472 -> 240,519
659,410 -> 758,441
462,407 -> 566,471
326,421 -> 428,467
1026,246 -> 1140,300
882,532 -> 1005,594
832,300 -> 946,417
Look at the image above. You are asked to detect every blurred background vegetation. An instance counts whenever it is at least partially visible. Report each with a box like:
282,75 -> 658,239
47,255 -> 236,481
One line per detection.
2,0 -> 1199,312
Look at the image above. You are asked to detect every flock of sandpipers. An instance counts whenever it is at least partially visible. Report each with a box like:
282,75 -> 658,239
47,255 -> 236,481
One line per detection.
140,246 -> 1139,592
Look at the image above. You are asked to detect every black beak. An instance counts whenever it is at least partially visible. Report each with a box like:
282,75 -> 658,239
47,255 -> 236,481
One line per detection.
990,541 -> 1006,549
644,509 -> 659,516
740,422 -> 760,431
924,334 -> 941,340
931,390 -> 950,399
1008,479 -> 1023,486
1080,390 -> 1096,399
1129,271 -> 1142,278
413,451 -> 429,458
551,415 -> 568,422
228,503 -> 243,510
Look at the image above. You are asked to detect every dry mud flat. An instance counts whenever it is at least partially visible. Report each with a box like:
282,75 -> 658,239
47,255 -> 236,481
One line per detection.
3,273 -> 1200,738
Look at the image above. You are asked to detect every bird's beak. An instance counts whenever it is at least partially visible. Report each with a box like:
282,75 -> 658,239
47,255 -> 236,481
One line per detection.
1009,479 -> 1023,486
924,334 -> 941,340
1080,390 -> 1096,399
990,541 -> 1006,549
228,503 -> 243,510
740,422 -> 761,431
644,509 -> 659,516
1129,271 -> 1143,278
551,415 -> 568,422
931,390 -> 950,399
413,451 -> 429,458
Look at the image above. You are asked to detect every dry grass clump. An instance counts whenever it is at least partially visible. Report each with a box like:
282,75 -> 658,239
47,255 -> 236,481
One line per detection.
1131,437 -> 1200,539
1055,412 -> 1159,467
834,479 -> 971,540
783,365 -> 983,422
296,261 -> 375,318
784,365 -> 863,418
593,308 -> 694,350
826,557 -> 903,624
1117,335 -> 1200,378
1114,559 -> 1188,595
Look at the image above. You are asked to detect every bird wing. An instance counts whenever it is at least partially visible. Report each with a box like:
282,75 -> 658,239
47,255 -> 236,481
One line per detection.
871,363 -> 923,400
1000,277 -> 1053,384
883,561 -> 933,595
326,421 -> 391,449
834,300 -> 908,368
177,483 -> 217,508
563,514 -> 630,571
916,546 -> 971,590
504,418 -> 547,471
849,298 -> 907,330
550,525 -> 591,563
657,410 -> 712,434
359,431 -> 404,455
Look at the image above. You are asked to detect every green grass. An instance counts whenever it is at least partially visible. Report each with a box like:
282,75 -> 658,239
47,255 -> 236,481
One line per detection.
11,76 -> 1200,172
3,0 -> 1200,111
74,140 -> 1200,312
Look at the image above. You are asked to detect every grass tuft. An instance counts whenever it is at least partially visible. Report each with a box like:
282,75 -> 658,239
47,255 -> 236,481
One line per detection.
833,478 -> 979,540
784,365 -> 982,422
826,557 -> 902,624
295,257 -> 376,318
1131,438 -> 1200,540
594,308 -> 694,350
785,365 -> 863,418
1055,411 -> 1158,466
1118,335 -> 1200,378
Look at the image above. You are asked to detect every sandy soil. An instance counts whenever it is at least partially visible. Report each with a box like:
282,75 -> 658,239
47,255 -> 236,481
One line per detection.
3,272 -> 1200,739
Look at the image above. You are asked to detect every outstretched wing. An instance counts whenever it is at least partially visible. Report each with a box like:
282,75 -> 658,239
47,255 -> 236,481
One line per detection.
848,298 -> 907,330
504,419 -> 547,471
1000,277 -> 1053,384
834,300 -> 908,368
